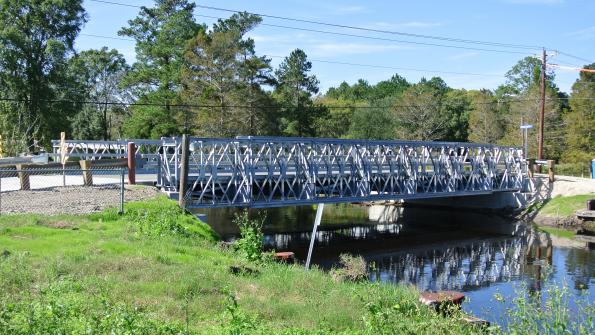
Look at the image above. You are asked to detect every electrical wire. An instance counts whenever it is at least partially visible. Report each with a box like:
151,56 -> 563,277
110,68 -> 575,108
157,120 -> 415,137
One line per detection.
88,0 -> 542,51
75,32 -> 509,78
87,0 -> 593,70
2,96 -> 593,109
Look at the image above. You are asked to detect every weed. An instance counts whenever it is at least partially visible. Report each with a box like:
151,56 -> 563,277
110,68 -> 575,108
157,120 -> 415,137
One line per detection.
330,254 -> 368,283
233,210 -> 265,262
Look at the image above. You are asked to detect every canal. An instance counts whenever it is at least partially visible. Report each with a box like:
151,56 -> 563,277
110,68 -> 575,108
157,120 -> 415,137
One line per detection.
197,204 -> 595,326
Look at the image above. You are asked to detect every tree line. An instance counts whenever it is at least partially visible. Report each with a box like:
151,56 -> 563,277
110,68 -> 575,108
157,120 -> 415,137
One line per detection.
0,0 -> 592,172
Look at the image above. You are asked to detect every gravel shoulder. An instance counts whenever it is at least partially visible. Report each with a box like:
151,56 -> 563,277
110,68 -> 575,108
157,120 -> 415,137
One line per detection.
0,185 -> 161,215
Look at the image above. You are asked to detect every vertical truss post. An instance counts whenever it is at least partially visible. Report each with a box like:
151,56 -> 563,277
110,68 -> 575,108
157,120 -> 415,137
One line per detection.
305,203 -> 324,270
178,134 -> 190,209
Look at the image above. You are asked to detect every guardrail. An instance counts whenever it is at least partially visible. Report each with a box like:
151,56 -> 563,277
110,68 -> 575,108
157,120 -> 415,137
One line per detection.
527,159 -> 555,182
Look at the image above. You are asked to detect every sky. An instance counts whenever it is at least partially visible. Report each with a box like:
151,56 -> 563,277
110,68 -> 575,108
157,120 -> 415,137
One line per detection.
77,0 -> 595,94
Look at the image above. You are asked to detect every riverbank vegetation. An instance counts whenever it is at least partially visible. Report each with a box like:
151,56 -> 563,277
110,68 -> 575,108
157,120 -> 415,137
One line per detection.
0,0 -> 593,176
1,197 -> 593,334
539,194 -> 592,217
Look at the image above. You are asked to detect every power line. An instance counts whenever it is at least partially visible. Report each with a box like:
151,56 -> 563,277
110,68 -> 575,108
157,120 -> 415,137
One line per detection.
80,33 -> 134,41
265,55 -> 505,77
555,50 -> 594,65
2,96 -> 593,109
74,32 -> 509,78
193,4 -> 543,50
88,0 -> 541,51
88,0 -> 593,72
195,14 -> 532,56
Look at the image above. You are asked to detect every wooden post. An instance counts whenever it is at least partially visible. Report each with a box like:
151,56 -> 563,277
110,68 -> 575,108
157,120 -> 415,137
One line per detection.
0,134 -> 4,158
60,132 -> 67,186
127,142 -> 136,185
178,134 -> 190,209
79,160 -> 93,186
527,159 -> 535,178
15,164 -> 30,190
547,160 -> 555,183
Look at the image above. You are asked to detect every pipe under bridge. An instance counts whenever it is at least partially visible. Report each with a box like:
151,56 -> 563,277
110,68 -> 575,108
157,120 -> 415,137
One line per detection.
53,136 -> 528,209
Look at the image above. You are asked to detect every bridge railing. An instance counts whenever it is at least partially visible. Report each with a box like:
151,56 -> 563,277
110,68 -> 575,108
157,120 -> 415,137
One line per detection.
51,139 -> 164,175
172,136 -> 526,208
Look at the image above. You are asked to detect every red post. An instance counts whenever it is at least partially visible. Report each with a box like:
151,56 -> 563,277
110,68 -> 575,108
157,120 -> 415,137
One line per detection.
127,142 -> 136,185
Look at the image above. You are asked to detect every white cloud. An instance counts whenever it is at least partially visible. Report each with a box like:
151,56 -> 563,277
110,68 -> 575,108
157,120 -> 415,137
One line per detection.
448,52 -> 480,60
308,43 -> 413,57
566,26 -> 595,40
336,5 -> 366,13
503,0 -> 563,4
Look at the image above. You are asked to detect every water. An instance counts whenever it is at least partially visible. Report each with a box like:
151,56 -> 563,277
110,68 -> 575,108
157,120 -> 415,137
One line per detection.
197,204 -> 595,325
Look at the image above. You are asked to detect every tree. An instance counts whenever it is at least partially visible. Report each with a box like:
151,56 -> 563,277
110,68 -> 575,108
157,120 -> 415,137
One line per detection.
468,90 -> 503,143
499,85 -> 564,159
0,0 -> 87,152
499,56 -> 556,95
563,63 -> 595,163
274,49 -> 321,137
313,96 -> 362,138
347,101 -> 395,140
69,47 -> 129,140
393,78 -> 449,140
442,89 -> 471,141
182,12 -> 276,137
119,0 -> 201,137
325,74 -> 409,102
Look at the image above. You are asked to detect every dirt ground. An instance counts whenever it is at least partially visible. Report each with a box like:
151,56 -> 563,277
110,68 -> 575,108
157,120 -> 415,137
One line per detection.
0,185 -> 160,215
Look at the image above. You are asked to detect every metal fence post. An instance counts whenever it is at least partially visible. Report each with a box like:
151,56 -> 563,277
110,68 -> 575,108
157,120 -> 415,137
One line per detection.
119,168 -> 125,215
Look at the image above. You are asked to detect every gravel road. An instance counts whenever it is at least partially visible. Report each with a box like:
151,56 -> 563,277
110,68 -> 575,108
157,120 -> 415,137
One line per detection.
0,185 -> 160,215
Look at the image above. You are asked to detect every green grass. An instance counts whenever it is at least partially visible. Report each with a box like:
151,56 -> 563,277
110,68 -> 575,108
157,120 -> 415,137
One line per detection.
538,226 -> 576,239
0,196 -> 592,334
539,194 -> 593,217
0,196 -> 482,334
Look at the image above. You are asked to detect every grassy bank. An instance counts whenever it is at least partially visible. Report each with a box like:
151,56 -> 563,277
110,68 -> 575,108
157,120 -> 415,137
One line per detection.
1,197 -> 593,334
538,226 -> 576,239
539,194 -> 592,217
0,197 -> 481,334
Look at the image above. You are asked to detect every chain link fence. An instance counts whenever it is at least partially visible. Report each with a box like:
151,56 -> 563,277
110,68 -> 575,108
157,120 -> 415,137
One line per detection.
0,167 -> 127,215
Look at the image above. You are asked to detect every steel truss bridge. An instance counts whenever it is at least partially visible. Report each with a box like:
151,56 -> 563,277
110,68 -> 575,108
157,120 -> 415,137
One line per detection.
53,136 -> 528,209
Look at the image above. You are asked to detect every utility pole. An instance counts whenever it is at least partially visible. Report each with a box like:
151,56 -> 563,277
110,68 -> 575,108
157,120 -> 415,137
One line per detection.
538,48 -> 546,160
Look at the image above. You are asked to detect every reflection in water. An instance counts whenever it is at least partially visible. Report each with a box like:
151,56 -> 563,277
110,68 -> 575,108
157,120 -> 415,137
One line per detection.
369,231 -> 551,292
199,204 -> 594,322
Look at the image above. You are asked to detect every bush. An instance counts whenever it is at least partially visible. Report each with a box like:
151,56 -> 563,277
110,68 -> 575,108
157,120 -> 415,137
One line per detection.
233,210 -> 265,262
330,254 -> 368,283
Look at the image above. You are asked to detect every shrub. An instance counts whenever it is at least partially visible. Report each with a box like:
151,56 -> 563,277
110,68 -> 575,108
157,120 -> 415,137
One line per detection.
233,210 -> 265,262
330,254 -> 368,283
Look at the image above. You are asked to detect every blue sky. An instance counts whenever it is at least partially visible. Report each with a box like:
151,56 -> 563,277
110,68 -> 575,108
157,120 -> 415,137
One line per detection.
77,0 -> 595,94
